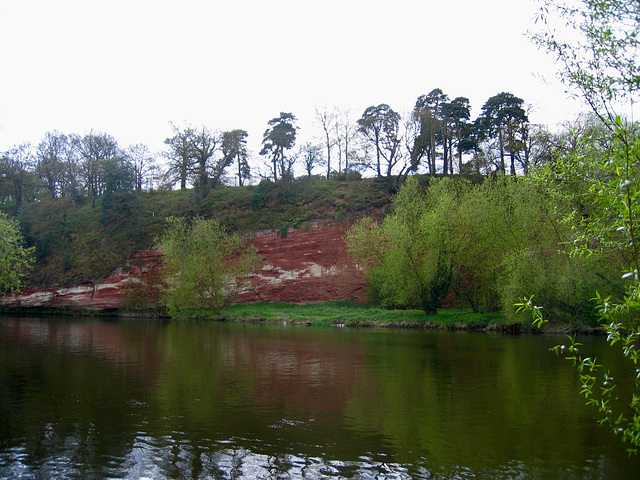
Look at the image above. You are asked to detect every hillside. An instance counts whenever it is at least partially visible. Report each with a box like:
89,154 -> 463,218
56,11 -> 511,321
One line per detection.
16,176 -> 392,288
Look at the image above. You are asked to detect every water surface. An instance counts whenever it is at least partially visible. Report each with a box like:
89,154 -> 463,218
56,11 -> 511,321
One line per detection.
1,316 -> 638,479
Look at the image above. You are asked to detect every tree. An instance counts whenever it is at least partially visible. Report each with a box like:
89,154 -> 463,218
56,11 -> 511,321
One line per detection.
222,129 -> 250,186
0,143 -> 36,207
335,108 -> 358,175
157,216 -> 258,315
163,124 -> 231,195
164,123 -> 196,190
126,143 -> 157,191
525,0 -> 640,454
411,89 -> 449,175
75,131 -> 122,206
477,92 -> 529,175
0,211 -> 34,293
191,126 -> 223,198
300,142 -> 324,176
532,0 -> 640,121
443,97 -> 472,174
314,105 -> 336,178
357,104 -> 402,179
36,132 -> 76,199
260,112 -> 298,182
346,176 -> 461,314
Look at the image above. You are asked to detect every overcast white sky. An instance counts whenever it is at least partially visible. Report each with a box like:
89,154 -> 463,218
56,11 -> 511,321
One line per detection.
0,0 -> 584,158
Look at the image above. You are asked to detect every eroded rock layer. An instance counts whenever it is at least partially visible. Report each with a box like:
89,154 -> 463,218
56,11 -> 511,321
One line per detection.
1,221 -> 367,311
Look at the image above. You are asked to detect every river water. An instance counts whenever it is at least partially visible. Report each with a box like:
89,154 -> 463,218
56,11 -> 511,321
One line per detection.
1,316 -> 639,479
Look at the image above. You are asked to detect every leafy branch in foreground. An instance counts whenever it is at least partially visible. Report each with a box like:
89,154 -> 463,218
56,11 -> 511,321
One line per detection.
526,0 -> 640,454
517,294 -> 640,454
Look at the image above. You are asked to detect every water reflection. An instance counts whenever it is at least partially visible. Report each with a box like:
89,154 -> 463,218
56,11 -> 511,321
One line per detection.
1,316 -> 639,479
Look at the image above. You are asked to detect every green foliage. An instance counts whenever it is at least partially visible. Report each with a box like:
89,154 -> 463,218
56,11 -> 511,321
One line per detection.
260,112 -> 298,182
157,216 -> 258,316
13,176 -> 391,287
251,179 -> 273,210
519,290 -> 640,455
525,0 -> 640,451
347,174 -> 616,321
0,211 -> 34,292
531,0 -> 640,116
346,176 -> 460,314
552,327 -> 640,456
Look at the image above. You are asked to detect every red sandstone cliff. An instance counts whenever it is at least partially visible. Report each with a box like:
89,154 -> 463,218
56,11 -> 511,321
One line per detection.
0,221 -> 367,311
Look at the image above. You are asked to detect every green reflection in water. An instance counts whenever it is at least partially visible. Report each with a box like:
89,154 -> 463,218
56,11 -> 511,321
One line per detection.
0,317 -> 639,479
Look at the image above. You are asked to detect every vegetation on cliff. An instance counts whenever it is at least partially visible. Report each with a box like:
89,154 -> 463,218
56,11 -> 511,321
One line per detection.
346,173 -> 626,324
0,212 -> 33,293
12,175 -> 390,287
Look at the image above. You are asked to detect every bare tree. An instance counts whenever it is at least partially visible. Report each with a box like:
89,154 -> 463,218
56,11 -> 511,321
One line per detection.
314,105 -> 336,178
335,108 -> 358,175
126,143 -> 157,191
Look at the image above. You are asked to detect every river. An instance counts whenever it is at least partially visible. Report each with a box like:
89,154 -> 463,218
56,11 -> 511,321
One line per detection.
1,316 -> 639,479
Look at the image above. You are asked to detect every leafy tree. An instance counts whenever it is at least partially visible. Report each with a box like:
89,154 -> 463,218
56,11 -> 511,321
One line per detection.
525,0 -> 640,454
36,132 -> 76,199
99,155 -> 138,228
358,104 -> 402,180
411,89 -> 449,174
164,123 -> 197,190
0,211 -> 34,293
75,131 -> 122,206
260,112 -> 298,182
346,176 -> 461,314
157,216 -> 258,315
443,97 -> 472,174
477,92 -> 529,175
221,129 -> 250,186
532,0 -> 640,120
0,143 -> 37,208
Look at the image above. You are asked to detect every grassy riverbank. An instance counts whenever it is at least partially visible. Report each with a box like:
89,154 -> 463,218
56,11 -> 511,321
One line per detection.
2,301 -> 597,333
209,301 -> 509,330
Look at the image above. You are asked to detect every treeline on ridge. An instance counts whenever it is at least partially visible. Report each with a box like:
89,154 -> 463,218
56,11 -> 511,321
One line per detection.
2,89 -> 547,211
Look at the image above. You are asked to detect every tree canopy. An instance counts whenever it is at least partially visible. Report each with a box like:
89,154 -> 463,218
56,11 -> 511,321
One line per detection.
260,112 -> 298,182
157,216 -> 258,315
0,212 -> 34,293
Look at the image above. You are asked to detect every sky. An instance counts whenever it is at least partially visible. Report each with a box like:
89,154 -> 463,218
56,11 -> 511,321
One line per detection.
0,0 -> 585,160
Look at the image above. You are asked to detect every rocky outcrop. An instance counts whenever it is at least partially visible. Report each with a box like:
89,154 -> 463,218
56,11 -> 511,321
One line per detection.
0,250 -> 164,311
1,221 -> 367,311
236,222 -> 366,305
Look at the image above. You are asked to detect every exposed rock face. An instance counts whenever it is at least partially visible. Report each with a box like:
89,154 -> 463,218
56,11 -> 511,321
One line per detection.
0,250 -> 164,311
1,221 -> 367,311
236,222 -> 367,305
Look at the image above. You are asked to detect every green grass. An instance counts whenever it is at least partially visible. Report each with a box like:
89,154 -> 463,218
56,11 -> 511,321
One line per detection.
213,301 -> 505,329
